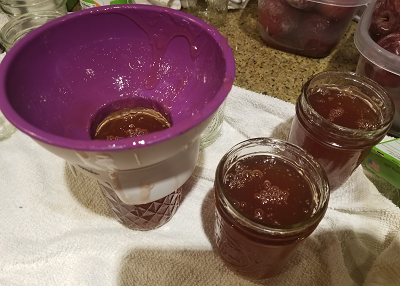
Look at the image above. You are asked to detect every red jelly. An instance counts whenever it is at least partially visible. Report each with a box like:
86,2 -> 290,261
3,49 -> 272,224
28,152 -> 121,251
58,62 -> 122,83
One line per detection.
288,71 -> 395,190
307,86 -> 380,130
224,155 -> 315,226
214,138 -> 329,279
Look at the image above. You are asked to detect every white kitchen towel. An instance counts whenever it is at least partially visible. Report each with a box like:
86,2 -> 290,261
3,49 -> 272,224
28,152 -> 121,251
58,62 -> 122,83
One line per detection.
1,85 -> 400,286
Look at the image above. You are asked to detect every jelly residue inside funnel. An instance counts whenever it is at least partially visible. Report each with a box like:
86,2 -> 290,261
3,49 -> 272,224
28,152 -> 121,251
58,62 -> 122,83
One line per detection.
93,107 -> 171,140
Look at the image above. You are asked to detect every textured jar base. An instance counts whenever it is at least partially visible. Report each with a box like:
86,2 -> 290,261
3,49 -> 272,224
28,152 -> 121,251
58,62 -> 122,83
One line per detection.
99,182 -> 182,231
214,207 -> 298,279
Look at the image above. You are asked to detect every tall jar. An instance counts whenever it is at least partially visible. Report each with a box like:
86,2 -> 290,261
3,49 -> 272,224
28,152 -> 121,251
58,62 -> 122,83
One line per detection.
214,138 -> 330,279
288,71 -> 395,191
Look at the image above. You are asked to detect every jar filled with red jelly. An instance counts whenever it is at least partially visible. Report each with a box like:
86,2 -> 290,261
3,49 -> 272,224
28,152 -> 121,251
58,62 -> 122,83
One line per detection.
288,71 -> 395,191
214,138 -> 330,279
258,0 -> 370,58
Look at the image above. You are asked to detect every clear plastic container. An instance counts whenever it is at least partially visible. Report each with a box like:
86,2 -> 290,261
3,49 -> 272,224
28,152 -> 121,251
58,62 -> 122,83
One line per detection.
0,11 -> 66,52
354,0 -> 400,138
288,71 -> 395,191
0,0 -> 67,19
258,0 -> 371,58
214,138 -> 330,279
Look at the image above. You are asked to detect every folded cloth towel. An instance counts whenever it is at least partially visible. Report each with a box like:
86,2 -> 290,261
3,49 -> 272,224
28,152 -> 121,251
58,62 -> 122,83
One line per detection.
1,84 -> 400,286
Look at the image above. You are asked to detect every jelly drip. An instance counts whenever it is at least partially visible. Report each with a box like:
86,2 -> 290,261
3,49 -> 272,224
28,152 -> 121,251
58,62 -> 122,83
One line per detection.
105,10 -> 203,90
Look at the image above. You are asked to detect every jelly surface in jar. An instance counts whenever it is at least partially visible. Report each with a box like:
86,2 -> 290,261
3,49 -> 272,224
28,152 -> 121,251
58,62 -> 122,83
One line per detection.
308,86 -> 380,130
223,155 -> 315,226
215,154 -> 315,279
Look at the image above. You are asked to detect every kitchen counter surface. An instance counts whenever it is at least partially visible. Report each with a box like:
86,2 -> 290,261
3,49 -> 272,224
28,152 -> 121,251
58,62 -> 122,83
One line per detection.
73,0 -> 361,103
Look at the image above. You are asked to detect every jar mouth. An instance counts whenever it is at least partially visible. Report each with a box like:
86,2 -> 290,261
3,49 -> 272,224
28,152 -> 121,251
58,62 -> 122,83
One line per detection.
214,138 -> 330,237
299,71 -> 395,141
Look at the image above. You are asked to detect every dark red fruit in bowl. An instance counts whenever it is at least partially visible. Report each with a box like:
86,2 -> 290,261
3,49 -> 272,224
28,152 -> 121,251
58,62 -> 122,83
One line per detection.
296,13 -> 340,57
363,33 -> 400,88
393,0 -> 400,10
258,0 -> 301,37
316,3 -> 357,21
378,31 -> 400,55
369,0 -> 400,42
285,0 -> 315,10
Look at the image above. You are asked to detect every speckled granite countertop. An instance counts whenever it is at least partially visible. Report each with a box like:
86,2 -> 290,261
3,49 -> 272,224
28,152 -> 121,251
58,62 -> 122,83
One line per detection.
218,0 -> 361,104
73,0 -> 361,104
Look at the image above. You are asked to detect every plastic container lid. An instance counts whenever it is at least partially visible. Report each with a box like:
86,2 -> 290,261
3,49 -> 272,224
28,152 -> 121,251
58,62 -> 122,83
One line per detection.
308,0 -> 371,7
354,0 -> 400,76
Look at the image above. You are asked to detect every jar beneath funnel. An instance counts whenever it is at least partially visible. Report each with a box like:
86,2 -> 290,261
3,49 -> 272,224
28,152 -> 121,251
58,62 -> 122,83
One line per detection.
99,182 -> 183,230
88,103 -> 196,231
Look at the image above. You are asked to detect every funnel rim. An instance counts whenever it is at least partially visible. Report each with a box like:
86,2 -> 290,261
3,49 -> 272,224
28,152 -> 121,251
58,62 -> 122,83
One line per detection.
0,4 -> 235,151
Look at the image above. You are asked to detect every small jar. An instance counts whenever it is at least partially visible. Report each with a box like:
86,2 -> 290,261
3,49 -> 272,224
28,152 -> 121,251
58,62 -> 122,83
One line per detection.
0,0 -> 67,19
214,138 -> 330,279
288,71 -> 395,191
181,0 -> 228,28
0,11 -> 66,52
258,0 -> 370,58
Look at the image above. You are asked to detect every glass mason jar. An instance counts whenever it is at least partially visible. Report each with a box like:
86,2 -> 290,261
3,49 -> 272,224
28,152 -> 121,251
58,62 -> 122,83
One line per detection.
0,11 -> 66,52
0,0 -> 67,19
99,182 -> 182,231
288,71 -> 395,191
214,138 -> 330,279
181,0 -> 228,28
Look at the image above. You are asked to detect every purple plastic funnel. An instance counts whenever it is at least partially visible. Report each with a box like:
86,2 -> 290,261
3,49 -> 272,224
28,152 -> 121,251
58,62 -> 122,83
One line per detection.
0,5 -> 235,156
